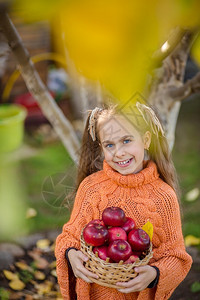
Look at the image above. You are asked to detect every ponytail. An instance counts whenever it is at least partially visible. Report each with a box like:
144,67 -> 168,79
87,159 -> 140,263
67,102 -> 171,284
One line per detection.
76,111 -> 103,189
135,102 -> 181,202
149,132 -> 181,203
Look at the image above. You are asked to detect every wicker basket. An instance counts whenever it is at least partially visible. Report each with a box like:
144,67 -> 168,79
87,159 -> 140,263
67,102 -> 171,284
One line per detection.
80,231 -> 153,289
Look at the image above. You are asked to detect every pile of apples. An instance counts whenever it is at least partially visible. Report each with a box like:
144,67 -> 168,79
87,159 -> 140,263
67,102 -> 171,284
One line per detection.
83,207 -> 150,264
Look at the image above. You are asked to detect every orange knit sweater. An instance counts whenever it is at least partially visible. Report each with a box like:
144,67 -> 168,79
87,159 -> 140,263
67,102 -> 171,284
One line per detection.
55,160 -> 192,300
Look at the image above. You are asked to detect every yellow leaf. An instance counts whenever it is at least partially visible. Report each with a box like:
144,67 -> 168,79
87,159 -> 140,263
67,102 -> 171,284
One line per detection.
184,235 -> 200,247
51,269 -> 57,277
36,239 -> 50,250
50,242 -> 55,251
26,208 -> 37,219
36,280 -> 53,295
142,221 -> 153,241
185,188 -> 199,202
15,261 -> 33,272
34,271 -> 46,280
49,260 -> 56,269
3,270 -> 19,281
9,279 -> 25,290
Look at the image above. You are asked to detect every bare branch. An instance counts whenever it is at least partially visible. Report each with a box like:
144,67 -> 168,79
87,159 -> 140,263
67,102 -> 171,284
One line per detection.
169,71 -> 200,101
152,27 -> 187,66
0,11 -> 80,162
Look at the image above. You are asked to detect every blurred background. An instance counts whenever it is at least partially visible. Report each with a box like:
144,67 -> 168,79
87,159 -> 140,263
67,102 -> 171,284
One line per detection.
0,0 -> 200,298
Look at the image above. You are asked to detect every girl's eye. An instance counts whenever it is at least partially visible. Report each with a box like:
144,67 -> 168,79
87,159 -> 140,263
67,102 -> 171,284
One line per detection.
123,139 -> 131,144
105,143 -> 113,148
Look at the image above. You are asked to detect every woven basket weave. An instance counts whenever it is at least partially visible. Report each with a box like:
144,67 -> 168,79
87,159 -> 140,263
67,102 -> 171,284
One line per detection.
80,231 -> 153,289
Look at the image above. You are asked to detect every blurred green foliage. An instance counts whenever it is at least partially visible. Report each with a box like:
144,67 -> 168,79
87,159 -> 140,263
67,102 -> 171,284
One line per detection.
173,98 -> 200,237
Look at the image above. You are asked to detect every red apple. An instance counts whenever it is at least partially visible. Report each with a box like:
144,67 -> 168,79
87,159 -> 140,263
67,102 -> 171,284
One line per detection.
121,217 -> 136,233
87,219 -> 105,226
93,245 -> 110,261
102,207 -> 126,227
128,228 -> 150,252
124,254 -> 139,264
108,227 -> 127,243
107,239 -> 132,263
132,251 -> 143,257
83,224 -> 109,246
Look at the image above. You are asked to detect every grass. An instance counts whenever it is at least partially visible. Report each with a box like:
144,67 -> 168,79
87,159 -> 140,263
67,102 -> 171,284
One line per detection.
173,97 -> 200,237
18,142 -> 76,234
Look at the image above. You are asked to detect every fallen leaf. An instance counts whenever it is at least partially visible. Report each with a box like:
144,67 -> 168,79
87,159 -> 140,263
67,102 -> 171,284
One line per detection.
9,279 -> 25,290
25,295 -> 34,300
35,257 -> 49,269
9,291 -> 24,299
34,271 -> 46,280
142,220 -> 153,241
35,280 -> 53,295
28,249 -> 49,269
185,188 -> 200,202
29,279 -> 37,286
50,242 -> 55,251
49,260 -> 56,269
28,248 -> 42,259
185,235 -> 200,247
26,208 -> 37,219
36,239 -> 50,250
3,270 -> 19,281
50,269 -> 57,277
15,261 -> 33,273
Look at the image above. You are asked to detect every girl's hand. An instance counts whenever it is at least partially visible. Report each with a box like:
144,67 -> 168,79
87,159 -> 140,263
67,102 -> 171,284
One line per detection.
68,249 -> 99,283
116,265 -> 157,293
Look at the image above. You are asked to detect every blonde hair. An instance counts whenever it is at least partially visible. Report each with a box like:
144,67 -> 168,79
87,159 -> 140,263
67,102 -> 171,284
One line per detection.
75,103 -> 180,202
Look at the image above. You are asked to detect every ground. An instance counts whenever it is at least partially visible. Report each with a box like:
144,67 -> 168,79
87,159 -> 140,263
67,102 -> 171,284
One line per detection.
0,230 -> 200,299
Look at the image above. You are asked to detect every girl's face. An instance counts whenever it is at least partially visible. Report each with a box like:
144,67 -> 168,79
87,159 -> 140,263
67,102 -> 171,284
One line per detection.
98,115 -> 151,175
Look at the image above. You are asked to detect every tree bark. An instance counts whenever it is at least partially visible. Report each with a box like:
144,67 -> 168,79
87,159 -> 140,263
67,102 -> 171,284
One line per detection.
169,71 -> 200,100
0,10 -> 80,163
146,30 -> 199,150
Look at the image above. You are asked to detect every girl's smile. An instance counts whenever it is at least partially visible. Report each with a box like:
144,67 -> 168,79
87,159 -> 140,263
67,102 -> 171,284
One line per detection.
115,157 -> 133,167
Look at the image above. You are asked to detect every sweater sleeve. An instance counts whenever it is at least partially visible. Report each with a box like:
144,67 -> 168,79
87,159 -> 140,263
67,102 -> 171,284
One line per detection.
55,177 -> 101,300
149,187 -> 192,300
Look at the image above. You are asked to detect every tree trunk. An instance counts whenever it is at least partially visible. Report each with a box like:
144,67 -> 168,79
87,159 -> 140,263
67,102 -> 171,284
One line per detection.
146,30 -> 198,150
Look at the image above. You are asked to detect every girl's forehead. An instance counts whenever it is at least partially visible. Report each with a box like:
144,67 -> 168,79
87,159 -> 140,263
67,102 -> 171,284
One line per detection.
98,115 -> 140,141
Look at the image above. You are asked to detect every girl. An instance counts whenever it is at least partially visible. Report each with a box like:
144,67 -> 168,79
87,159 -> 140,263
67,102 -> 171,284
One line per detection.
55,102 -> 192,300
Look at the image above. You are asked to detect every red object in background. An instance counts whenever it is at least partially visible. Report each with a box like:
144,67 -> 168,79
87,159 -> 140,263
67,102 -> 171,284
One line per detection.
14,92 -> 42,113
14,92 -> 54,126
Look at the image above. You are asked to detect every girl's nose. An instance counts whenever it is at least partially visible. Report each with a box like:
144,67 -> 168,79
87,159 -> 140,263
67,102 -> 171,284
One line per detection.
115,145 -> 126,158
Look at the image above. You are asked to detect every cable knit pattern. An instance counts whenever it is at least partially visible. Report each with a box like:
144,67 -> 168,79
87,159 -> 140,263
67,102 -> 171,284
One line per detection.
55,160 -> 192,300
